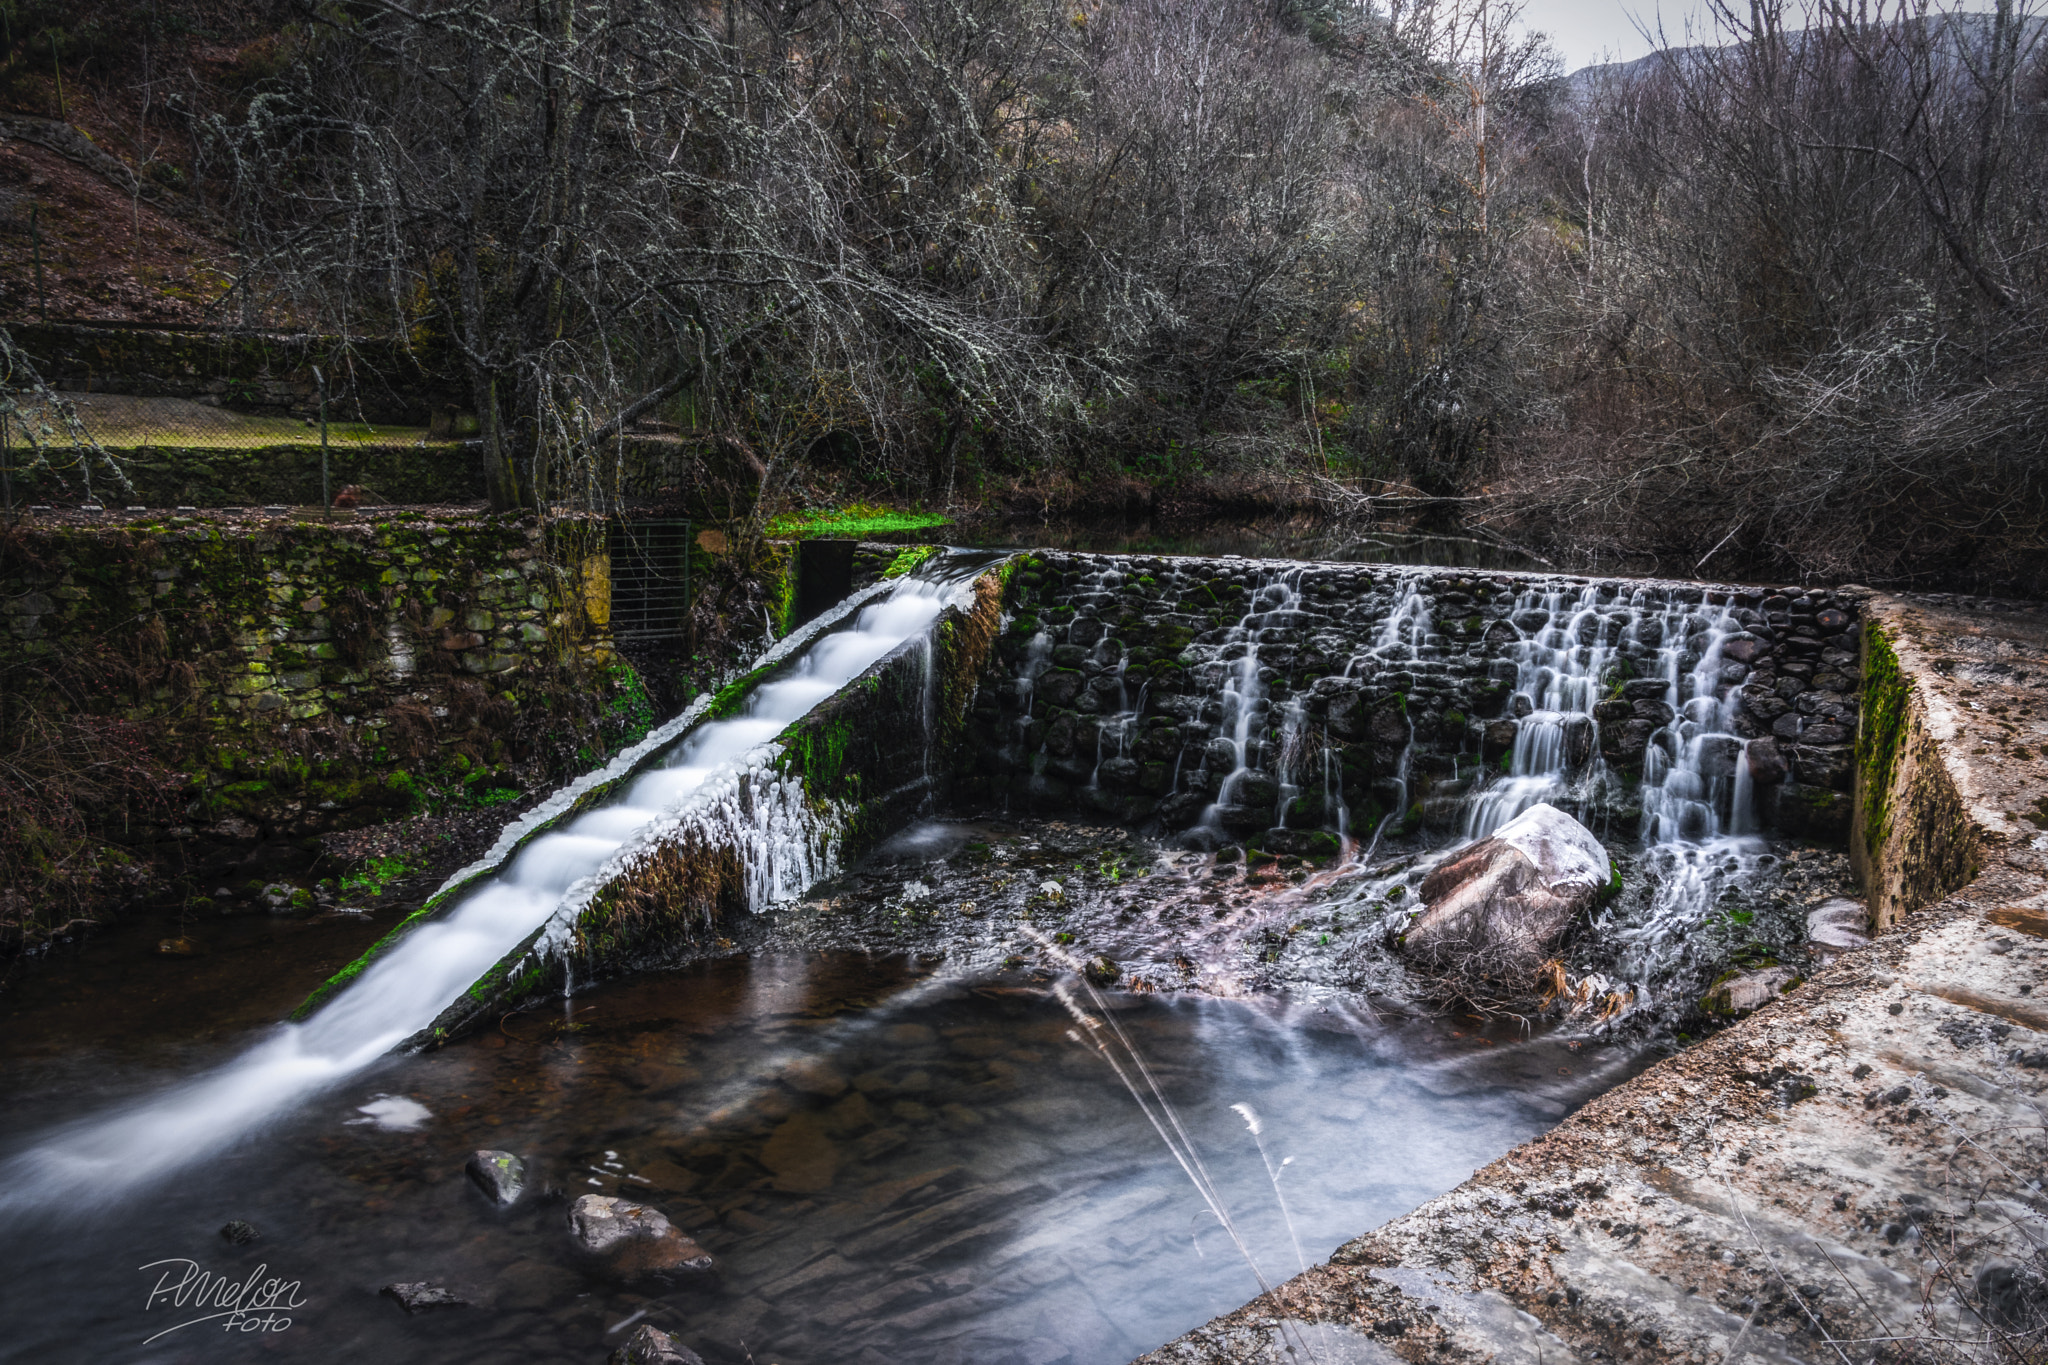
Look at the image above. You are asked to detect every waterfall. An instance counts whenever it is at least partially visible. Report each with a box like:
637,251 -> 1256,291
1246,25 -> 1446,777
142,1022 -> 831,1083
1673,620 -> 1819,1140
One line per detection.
1458,583 -> 1756,846
1347,571 -> 1434,828
1201,570 -> 1306,831
0,562 -> 983,1212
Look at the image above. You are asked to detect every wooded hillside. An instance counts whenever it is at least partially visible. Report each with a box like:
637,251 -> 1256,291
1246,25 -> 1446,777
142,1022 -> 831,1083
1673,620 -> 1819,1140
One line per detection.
3,0 -> 2045,594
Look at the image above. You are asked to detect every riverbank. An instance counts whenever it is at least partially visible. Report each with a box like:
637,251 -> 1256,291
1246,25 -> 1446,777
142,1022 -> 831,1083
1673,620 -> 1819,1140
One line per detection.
1138,590 -> 2048,1365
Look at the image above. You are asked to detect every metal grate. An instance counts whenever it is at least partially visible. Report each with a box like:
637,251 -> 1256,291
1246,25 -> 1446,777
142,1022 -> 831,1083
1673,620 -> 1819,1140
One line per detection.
608,518 -> 694,647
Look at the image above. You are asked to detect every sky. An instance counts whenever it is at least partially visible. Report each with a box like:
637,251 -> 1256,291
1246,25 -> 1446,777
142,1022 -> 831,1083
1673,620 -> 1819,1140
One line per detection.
1519,0 -> 2007,71
1518,0 -> 1707,71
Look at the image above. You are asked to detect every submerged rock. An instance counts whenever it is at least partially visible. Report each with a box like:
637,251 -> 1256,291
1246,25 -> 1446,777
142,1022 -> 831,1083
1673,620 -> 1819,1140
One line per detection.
1806,898 -> 1870,962
218,1220 -> 259,1245
566,1195 -> 715,1278
1083,954 -> 1121,987
465,1149 -> 526,1206
1700,964 -> 1800,1016
1259,827 -> 1339,859
610,1325 -> 706,1365
381,1281 -> 469,1313
1405,803 -> 1610,983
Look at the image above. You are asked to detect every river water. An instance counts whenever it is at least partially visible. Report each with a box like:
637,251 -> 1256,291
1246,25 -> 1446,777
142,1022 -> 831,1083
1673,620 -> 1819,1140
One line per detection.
0,935 -> 1628,1365
0,550 -> 1851,1364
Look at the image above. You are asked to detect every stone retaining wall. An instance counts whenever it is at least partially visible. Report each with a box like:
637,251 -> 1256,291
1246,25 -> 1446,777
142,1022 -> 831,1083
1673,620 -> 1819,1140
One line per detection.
0,513 -> 634,853
968,553 -> 1868,844
48,441 -> 488,509
10,321 -> 456,424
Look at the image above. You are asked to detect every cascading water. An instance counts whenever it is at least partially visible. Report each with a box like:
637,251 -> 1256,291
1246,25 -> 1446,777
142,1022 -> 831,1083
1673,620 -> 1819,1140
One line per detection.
1445,582 -> 1777,1018
1462,584 -> 1618,838
1459,583 -> 1758,844
0,559 -> 985,1212
1344,571 -> 1435,846
1201,570 -> 1306,832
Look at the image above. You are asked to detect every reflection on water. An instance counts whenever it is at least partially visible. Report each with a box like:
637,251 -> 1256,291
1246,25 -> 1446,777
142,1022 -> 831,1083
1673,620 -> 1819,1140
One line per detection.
0,953 -> 1613,1365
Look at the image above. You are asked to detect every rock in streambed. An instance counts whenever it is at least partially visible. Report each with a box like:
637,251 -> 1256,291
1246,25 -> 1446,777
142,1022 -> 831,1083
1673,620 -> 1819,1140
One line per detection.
381,1281 -> 469,1313
566,1195 -> 715,1278
609,1325 -> 706,1365
465,1148 -> 526,1206
1404,803 -> 1611,982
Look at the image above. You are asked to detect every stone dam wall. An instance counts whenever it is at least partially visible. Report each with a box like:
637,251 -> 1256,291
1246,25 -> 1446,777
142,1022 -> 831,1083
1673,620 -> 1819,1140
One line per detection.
963,552 -> 1869,846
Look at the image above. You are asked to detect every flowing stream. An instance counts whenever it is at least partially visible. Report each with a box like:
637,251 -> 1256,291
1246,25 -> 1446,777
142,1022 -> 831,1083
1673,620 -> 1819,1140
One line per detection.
0,561 -> 985,1214
0,554 -> 1852,1365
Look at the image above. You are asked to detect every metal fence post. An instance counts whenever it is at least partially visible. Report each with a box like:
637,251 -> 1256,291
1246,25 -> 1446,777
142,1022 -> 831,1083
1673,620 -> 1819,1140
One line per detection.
31,203 -> 46,320
312,365 -> 330,517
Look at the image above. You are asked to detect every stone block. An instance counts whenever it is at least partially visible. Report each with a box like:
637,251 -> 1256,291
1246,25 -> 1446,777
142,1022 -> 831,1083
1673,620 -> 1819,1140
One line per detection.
1790,743 -> 1854,790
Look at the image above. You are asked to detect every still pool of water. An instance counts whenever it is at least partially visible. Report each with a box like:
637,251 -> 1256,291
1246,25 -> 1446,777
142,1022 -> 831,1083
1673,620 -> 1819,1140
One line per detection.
0,950 -> 1624,1365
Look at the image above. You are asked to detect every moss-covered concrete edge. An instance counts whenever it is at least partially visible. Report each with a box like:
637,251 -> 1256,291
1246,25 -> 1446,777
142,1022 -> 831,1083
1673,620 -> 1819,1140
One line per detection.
1850,602 -> 1986,931
408,556 -> 1015,1046
286,576 -> 901,1023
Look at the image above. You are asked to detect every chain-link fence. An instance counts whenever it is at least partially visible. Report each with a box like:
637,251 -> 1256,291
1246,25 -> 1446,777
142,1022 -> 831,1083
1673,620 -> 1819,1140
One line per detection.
35,390 -> 430,451
0,323 -> 487,510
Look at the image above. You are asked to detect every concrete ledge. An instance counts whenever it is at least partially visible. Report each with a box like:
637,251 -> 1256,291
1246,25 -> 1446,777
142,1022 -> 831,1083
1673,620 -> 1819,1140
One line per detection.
1135,593 -> 2048,1365
407,558 -> 1013,1045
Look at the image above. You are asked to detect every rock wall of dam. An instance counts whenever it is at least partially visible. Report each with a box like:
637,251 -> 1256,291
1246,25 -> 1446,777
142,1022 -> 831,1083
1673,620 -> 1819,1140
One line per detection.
962,552 -> 1870,848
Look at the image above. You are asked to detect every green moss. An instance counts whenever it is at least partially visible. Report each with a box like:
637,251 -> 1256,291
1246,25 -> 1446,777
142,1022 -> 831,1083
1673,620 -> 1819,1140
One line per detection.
778,714 -> 858,795
707,662 -> 775,720
1857,624 -> 1910,859
341,854 -> 416,900
606,662 -> 655,739
882,545 -> 940,578
765,505 -> 952,540
467,951 -> 547,1003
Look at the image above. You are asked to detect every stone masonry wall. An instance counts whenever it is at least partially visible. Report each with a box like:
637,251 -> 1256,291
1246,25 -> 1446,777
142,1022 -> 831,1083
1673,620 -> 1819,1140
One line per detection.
962,552 -> 1868,847
0,513 -> 639,857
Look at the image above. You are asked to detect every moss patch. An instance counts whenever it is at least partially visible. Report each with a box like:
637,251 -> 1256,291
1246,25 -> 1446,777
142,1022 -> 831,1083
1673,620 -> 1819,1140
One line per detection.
1857,624 -> 1911,859
882,545 -> 941,579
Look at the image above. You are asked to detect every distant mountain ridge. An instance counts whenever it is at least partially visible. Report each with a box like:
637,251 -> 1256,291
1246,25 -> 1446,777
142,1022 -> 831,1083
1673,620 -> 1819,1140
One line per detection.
1563,8 -> 2045,92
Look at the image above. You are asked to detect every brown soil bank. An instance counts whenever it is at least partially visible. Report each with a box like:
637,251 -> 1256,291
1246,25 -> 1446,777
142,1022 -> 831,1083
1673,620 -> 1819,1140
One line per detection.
1136,593 -> 2048,1365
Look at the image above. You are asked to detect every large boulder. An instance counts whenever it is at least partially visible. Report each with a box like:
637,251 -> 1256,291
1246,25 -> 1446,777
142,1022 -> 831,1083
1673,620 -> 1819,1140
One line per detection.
1405,803 -> 1611,982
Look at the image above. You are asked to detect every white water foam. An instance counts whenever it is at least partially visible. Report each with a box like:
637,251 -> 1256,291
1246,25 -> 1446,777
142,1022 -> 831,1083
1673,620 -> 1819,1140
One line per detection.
0,562 -> 984,1213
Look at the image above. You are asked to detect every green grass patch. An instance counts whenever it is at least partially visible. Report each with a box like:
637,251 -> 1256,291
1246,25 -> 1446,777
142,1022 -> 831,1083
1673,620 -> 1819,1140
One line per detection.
767,504 -> 952,540
341,854 -> 418,901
